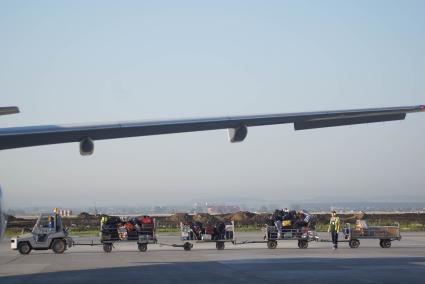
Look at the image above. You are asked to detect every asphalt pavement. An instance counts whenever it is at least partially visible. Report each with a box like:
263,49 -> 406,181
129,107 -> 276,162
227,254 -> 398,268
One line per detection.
1,232 -> 424,283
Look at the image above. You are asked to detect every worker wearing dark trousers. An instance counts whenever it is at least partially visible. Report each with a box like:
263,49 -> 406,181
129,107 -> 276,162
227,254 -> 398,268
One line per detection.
328,211 -> 340,249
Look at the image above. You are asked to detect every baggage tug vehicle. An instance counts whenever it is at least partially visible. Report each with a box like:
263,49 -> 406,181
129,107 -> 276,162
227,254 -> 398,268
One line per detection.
11,212 -> 73,254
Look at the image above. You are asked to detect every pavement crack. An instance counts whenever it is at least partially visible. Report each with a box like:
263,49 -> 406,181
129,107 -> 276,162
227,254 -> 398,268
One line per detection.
1,256 -> 21,265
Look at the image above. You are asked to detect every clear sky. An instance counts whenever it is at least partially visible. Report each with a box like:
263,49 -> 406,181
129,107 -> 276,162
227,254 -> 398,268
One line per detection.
0,0 -> 424,208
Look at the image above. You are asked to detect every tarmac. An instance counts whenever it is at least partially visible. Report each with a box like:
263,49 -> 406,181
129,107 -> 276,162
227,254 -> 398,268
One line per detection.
1,232 -> 424,283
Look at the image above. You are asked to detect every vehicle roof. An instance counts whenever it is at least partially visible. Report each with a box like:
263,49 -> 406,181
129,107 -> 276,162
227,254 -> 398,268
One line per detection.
39,213 -> 55,217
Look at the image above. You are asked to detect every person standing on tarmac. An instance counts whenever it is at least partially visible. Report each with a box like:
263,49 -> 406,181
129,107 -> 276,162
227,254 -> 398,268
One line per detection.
328,211 -> 340,249
100,216 -> 108,229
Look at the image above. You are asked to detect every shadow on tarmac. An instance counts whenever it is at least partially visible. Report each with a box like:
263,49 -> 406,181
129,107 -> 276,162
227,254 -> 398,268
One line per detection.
1,257 -> 425,284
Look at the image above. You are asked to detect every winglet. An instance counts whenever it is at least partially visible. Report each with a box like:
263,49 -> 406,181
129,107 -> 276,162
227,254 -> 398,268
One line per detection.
0,107 -> 20,116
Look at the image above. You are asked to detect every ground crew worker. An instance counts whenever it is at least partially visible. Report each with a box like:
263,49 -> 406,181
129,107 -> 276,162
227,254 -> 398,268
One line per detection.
328,210 -> 340,249
52,208 -> 59,232
272,210 -> 283,238
101,216 -> 108,229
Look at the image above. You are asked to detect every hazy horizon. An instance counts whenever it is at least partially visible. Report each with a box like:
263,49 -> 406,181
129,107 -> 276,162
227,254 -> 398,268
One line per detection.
1,1 -> 425,208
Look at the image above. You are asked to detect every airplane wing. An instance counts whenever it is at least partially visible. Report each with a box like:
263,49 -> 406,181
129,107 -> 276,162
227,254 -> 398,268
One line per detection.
0,105 -> 424,155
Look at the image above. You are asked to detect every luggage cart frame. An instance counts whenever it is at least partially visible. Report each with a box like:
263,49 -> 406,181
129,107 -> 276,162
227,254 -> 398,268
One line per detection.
340,223 -> 401,249
236,225 -> 319,249
100,218 -> 158,253
168,221 -> 236,251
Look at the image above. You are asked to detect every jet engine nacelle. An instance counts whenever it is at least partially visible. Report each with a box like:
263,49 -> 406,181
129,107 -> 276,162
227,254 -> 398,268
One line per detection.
79,137 -> 94,156
228,125 -> 248,143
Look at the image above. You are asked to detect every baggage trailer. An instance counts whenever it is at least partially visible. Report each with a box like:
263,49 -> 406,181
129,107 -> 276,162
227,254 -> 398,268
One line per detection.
237,225 -> 318,249
100,217 -> 158,253
169,221 -> 236,251
265,226 -> 319,249
341,223 -> 401,249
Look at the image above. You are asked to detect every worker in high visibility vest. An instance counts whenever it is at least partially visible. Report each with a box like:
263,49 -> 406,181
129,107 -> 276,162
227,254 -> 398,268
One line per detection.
328,210 -> 340,249
101,216 -> 108,229
52,208 -> 59,232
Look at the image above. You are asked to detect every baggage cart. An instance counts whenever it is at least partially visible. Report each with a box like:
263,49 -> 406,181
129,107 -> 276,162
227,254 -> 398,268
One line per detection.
100,217 -> 158,253
173,221 -> 236,251
238,225 -> 318,249
341,223 -> 401,249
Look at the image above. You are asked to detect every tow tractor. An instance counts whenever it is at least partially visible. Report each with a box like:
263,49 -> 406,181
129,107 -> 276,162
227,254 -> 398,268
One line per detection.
11,212 -> 73,254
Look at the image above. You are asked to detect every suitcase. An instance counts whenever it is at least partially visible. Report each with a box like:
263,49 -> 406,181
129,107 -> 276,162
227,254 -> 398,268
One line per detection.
202,234 -> 212,240
225,231 -> 233,240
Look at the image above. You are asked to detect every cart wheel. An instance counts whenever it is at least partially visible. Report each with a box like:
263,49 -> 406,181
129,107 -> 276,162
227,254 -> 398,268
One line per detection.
52,239 -> 66,254
183,242 -> 192,251
380,239 -> 391,248
103,243 -> 113,253
138,243 -> 148,252
267,240 -> 277,249
298,240 -> 308,249
18,242 -> 32,255
216,242 -> 225,250
349,239 -> 360,249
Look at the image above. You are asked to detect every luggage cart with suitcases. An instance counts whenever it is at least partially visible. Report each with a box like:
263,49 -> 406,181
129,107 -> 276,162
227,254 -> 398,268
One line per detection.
100,216 -> 158,253
172,221 -> 236,251
237,209 -> 319,249
243,225 -> 319,249
265,225 -> 319,249
340,221 -> 401,249
237,225 -> 318,249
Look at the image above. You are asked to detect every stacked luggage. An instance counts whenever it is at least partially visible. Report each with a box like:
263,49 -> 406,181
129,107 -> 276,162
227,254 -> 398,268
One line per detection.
181,221 -> 234,241
262,209 -> 318,249
270,209 -> 315,229
100,216 -> 121,241
100,215 -> 155,241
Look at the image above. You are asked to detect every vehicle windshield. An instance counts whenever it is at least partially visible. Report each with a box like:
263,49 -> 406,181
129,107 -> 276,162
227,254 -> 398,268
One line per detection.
33,214 -> 59,234
35,215 -> 52,229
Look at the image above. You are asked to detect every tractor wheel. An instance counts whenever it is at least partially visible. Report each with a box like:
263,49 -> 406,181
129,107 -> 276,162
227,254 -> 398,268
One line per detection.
52,239 -> 66,254
18,242 -> 32,255
103,243 -> 113,253
267,240 -> 277,249
298,240 -> 308,249
138,243 -> 148,252
216,242 -> 225,250
349,239 -> 360,249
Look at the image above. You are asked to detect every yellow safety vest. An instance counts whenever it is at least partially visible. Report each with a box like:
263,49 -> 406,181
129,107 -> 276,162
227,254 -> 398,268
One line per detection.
328,216 -> 340,232
101,216 -> 108,224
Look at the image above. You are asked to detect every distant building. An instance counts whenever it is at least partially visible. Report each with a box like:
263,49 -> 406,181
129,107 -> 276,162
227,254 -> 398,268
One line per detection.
207,205 -> 240,214
59,209 -> 72,217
